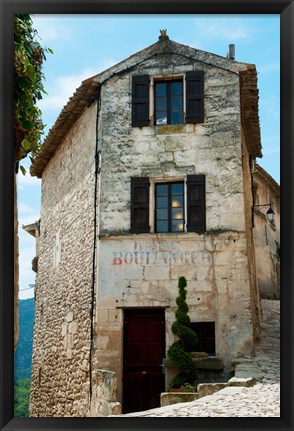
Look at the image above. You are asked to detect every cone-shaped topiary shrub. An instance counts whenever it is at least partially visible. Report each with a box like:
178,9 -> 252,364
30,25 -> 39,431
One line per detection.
167,276 -> 198,388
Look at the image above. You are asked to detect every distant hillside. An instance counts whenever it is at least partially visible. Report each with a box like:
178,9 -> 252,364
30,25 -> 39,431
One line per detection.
14,297 -> 35,380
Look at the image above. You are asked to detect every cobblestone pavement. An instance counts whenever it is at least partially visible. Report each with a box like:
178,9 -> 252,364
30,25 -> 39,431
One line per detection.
112,299 -> 280,417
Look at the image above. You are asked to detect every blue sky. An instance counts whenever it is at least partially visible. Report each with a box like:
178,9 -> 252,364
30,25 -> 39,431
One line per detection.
17,14 -> 280,299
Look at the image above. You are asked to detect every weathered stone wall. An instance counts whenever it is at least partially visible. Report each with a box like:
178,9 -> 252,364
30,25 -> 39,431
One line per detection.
30,42 -> 260,416
93,233 -> 255,403
88,369 -> 121,416
253,171 -> 280,299
92,52 -> 257,405
240,128 -> 261,342
99,56 -> 246,235
30,105 -> 97,416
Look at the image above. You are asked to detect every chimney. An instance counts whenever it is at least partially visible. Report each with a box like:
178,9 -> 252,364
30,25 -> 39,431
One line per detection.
228,44 -> 235,60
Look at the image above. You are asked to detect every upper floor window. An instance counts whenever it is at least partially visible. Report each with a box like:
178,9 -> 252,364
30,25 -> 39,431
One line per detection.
155,80 -> 183,125
132,71 -> 204,127
130,175 -> 205,234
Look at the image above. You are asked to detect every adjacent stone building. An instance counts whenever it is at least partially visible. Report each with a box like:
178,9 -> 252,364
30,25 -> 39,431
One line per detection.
27,32 -> 279,416
252,164 -> 280,299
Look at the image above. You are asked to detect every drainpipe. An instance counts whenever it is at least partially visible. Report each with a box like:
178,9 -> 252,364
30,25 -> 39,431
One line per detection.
89,86 -> 101,408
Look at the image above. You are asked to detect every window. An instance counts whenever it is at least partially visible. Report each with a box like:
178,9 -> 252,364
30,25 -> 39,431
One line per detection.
190,322 -> 215,355
156,182 -> 184,232
155,80 -> 183,125
132,71 -> 204,127
130,175 -> 206,234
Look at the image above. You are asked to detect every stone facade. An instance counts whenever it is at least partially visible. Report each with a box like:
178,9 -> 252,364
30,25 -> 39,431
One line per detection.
29,107 -> 97,416
28,34 -> 275,416
253,165 -> 280,299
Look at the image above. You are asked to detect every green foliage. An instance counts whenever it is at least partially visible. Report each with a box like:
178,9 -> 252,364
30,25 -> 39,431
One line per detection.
15,298 -> 35,380
180,383 -> 197,392
14,299 -> 35,417
14,377 -> 31,417
14,14 -> 52,168
205,226 -> 239,235
167,276 -> 198,388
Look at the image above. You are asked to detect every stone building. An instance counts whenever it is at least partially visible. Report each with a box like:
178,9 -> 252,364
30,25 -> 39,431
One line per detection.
252,164 -> 280,299
27,32 -> 279,416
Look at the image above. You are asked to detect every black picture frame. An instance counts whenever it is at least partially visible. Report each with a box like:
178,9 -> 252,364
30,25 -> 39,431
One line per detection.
0,1 -> 292,430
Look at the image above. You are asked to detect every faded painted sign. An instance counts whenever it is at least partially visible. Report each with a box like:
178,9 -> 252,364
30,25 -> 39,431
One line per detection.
112,250 -> 211,266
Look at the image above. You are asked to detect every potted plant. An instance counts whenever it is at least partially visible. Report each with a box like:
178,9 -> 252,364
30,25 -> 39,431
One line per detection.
167,276 -> 198,389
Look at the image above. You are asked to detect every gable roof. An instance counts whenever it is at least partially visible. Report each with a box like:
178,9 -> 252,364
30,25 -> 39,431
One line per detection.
30,35 -> 261,178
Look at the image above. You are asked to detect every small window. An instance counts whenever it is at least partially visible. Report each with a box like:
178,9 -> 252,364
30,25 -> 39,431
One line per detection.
154,80 -> 183,125
155,182 -> 184,233
132,73 -> 204,128
130,176 -> 206,234
190,322 -> 215,355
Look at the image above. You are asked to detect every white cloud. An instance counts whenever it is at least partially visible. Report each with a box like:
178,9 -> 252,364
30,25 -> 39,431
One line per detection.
17,172 -> 41,190
18,202 -> 40,235
32,15 -> 72,42
261,134 -> 280,156
193,18 -> 251,42
262,146 -> 280,156
260,97 -> 280,119
38,60 -> 117,112
258,62 -> 280,74
18,203 -> 36,216
37,69 -> 95,111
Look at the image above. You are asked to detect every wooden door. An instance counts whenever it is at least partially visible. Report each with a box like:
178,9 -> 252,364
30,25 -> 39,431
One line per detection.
123,308 -> 165,413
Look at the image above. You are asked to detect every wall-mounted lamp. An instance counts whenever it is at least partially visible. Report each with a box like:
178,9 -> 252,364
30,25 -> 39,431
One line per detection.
254,203 -> 275,224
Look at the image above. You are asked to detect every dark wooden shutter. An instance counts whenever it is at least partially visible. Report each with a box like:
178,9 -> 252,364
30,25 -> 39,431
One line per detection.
132,75 -> 150,127
185,71 -> 204,123
131,177 -> 150,233
187,175 -> 206,233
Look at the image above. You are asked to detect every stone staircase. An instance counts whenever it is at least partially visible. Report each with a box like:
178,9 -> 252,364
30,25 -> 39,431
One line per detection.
161,299 -> 280,407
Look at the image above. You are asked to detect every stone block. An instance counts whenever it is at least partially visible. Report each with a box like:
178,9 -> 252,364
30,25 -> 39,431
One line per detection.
66,350 -> 72,360
66,311 -> 74,323
193,356 -> 224,370
214,265 -> 229,279
69,321 -> 78,334
160,392 -> 198,407
191,352 -> 208,359
110,402 -> 122,415
61,322 -> 68,336
66,334 -> 73,349
197,382 -> 228,398
81,360 -> 88,372
214,250 -> 232,266
108,310 -> 118,323
98,309 -> 109,323
216,278 -> 228,294
170,265 -> 196,281
144,266 -> 170,280
215,386 -> 246,396
142,127 -> 154,137
231,357 -> 254,365
228,376 -> 256,387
